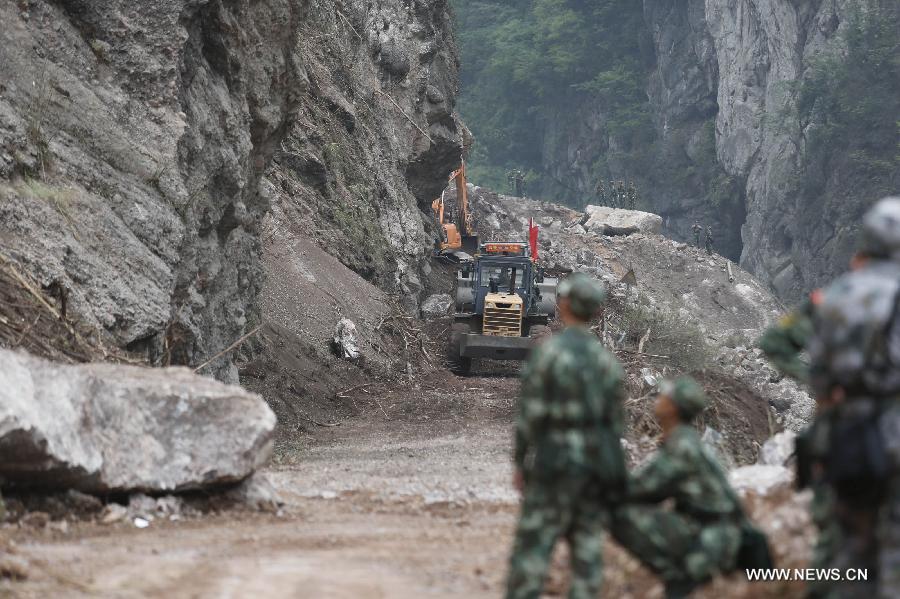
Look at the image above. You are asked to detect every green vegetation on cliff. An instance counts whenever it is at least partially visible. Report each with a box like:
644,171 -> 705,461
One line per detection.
452,0 -> 649,197
797,2 -> 900,213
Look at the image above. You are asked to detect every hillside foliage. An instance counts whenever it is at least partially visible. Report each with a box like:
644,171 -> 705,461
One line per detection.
453,0 -> 898,220
451,0 -> 649,197
797,1 -> 900,212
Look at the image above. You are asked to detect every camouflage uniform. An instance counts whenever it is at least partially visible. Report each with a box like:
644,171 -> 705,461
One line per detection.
759,296 -> 816,383
627,182 -> 638,210
705,226 -> 714,255
805,197 -> 900,599
611,378 -> 742,598
691,222 -> 703,248
759,293 -> 841,598
506,274 -> 625,599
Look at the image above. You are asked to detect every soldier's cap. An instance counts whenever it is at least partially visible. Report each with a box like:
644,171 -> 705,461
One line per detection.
860,196 -> 900,261
659,376 -> 707,420
557,273 -> 607,319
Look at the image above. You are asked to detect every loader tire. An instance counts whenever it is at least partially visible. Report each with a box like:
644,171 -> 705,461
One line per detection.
449,323 -> 473,376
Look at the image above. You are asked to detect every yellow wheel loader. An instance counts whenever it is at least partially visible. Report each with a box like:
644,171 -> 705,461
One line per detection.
449,221 -> 557,375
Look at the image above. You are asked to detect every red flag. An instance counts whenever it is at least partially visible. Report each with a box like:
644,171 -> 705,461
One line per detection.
529,217 -> 539,261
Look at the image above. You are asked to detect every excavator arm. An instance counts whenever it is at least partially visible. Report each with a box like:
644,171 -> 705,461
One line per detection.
432,161 -> 478,255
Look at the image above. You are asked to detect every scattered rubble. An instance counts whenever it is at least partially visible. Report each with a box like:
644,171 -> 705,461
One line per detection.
127,494 -> 189,524
421,294 -> 453,320
0,553 -> 29,581
474,190 -> 815,433
758,431 -> 797,467
0,348 -> 276,494
224,472 -> 284,512
730,465 -> 794,496
99,504 -> 128,525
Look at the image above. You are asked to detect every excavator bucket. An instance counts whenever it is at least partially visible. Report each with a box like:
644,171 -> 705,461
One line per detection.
462,234 -> 479,255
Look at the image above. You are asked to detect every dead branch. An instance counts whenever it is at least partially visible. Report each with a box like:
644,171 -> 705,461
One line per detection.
372,396 -> 390,420
301,413 -> 341,427
335,9 -> 363,41
374,90 -> 434,143
637,327 -> 651,354
335,382 -> 378,398
616,349 -> 670,360
193,325 -> 262,373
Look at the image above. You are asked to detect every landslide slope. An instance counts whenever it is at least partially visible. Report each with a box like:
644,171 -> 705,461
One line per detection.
472,188 -> 813,433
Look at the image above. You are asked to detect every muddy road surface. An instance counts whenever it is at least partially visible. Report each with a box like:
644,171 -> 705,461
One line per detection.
5,375 -> 519,598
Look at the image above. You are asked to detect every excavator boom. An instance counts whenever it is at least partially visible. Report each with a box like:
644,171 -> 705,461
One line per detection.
433,161 -> 478,256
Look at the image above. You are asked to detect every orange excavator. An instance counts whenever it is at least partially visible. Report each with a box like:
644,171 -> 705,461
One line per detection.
432,162 -> 478,257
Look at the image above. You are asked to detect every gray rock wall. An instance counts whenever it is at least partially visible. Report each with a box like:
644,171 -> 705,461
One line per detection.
705,0 -> 853,301
266,0 -> 465,311
535,0 -> 888,303
0,0 -> 463,376
0,0 -> 303,381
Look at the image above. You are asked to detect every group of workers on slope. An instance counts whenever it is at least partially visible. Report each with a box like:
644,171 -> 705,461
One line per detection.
595,180 -> 639,211
505,196 -> 900,599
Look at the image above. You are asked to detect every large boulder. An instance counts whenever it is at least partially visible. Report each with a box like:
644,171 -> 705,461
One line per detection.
0,349 -> 276,493
583,206 -> 663,236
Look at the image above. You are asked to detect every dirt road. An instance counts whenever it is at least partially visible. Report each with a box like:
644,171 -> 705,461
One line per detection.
5,375 -> 519,598
4,372 -> 802,598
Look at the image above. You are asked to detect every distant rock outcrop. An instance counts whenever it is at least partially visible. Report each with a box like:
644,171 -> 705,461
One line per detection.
528,0 -> 891,303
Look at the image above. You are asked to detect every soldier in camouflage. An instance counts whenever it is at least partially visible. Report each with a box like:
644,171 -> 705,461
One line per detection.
691,221 -> 703,249
611,377 -> 744,598
759,290 -> 841,599
804,196 -> 900,598
506,273 -> 625,599
627,181 -> 638,210
759,294 -> 817,384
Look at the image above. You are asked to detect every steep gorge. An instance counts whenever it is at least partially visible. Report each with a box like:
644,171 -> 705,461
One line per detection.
455,0 -> 899,303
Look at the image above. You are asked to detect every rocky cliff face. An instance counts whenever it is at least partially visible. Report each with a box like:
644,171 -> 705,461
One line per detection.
265,0 -> 465,312
704,0 -> 862,301
0,0 -> 463,378
537,0 -> 896,303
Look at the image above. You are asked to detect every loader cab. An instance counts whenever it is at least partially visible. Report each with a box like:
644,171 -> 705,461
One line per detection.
473,257 -> 532,315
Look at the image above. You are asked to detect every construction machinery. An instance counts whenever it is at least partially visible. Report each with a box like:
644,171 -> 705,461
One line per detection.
432,162 -> 478,258
448,219 -> 557,375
